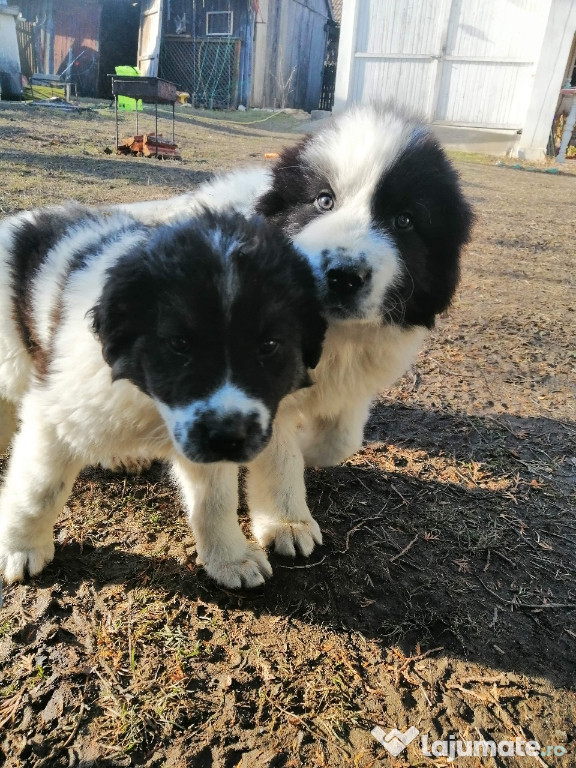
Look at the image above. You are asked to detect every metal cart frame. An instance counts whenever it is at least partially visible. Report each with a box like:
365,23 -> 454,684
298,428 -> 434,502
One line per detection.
110,76 -> 178,156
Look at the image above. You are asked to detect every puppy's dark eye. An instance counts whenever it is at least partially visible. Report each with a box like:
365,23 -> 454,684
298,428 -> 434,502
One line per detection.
168,336 -> 190,354
315,191 -> 334,212
258,340 -> 280,359
394,212 -> 413,230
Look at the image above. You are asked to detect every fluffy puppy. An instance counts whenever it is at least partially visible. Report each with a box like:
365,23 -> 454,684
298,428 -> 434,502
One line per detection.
0,207 -> 325,588
115,104 -> 473,568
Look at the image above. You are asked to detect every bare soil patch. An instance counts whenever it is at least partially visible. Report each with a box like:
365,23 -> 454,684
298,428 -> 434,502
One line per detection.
0,101 -> 575,768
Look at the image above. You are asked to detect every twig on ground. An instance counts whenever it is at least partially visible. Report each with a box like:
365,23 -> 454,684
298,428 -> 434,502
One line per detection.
396,646 -> 444,672
0,692 -> 23,730
389,534 -> 419,562
336,511 -> 391,554
276,555 -> 328,569
478,575 -> 576,610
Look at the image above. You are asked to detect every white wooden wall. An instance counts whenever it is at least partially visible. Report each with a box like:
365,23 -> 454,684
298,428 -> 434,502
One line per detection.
0,7 -> 21,96
335,0 -> 551,129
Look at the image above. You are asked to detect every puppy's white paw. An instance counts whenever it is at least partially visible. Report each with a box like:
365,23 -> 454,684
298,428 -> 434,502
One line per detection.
0,539 -> 55,583
253,517 -> 322,558
200,541 -> 272,590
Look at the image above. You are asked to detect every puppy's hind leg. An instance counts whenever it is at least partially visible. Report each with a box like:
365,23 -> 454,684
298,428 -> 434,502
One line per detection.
0,399 -> 18,454
0,405 -> 83,583
172,457 -> 272,589
246,418 -> 322,559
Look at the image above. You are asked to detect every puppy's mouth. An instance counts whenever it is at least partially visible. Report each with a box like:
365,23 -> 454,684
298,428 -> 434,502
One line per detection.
185,438 -> 270,464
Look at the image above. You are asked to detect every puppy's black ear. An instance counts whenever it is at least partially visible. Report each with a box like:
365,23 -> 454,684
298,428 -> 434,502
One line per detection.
241,215 -> 327,373
273,236 -> 327,373
90,257 -> 155,386
302,311 -> 327,371
297,272 -> 327,371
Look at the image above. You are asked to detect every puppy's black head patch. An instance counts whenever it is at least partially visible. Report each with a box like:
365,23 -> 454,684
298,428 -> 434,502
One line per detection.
91,211 -> 326,456
255,106 -> 474,329
370,132 -> 474,327
255,139 -> 326,237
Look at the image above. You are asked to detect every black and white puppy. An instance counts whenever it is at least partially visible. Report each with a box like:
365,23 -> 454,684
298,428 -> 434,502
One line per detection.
116,104 -> 473,569
0,207 -> 325,588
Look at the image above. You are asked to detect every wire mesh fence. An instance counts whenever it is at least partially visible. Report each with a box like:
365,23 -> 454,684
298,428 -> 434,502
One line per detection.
159,37 -> 240,109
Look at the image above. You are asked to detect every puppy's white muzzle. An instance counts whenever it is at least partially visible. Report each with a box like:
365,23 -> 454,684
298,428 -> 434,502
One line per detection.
157,383 -> 272,464
293,215 -> 401,323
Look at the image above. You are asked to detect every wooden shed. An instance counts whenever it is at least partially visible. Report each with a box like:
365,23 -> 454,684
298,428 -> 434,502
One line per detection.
150,0 -> 253,109
16,0 -> 102,96
14,0 -> 336,109
252,0 -> 334,111
142,0 -> 335,111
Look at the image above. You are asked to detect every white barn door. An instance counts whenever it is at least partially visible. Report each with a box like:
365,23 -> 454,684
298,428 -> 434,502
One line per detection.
336,0 -> 550,129
435,0 -> 549,128
138,0 -> 164,77
348,0 -> 449,121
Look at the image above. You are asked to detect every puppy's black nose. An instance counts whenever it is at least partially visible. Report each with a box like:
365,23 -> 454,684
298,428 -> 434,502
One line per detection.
191,411 -> 266,462
205,424 -> 247,457
326,267 -> 368,296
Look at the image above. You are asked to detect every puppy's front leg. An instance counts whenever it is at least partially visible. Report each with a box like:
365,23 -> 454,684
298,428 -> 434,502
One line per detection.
171,458 -> 272,589
246,419 -> 322,558
299,399 -> 371,468
0,413 -> 83,583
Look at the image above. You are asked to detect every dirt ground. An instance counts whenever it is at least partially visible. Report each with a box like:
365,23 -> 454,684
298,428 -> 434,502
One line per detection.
0,101 -> 575,768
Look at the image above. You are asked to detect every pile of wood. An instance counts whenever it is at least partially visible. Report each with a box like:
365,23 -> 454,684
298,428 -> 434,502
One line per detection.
117,134 -> 181,159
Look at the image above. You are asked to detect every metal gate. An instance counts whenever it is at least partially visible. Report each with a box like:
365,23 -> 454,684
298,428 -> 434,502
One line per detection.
338,0 -> 551,129
159,36 -> 241,109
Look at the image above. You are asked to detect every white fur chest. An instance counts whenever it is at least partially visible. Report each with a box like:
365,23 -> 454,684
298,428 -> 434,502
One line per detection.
286,321 -> 428,422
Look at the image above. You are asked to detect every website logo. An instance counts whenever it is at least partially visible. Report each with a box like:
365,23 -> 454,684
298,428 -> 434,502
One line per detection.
371,726 -> 420,756
371,725 -> 567,762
